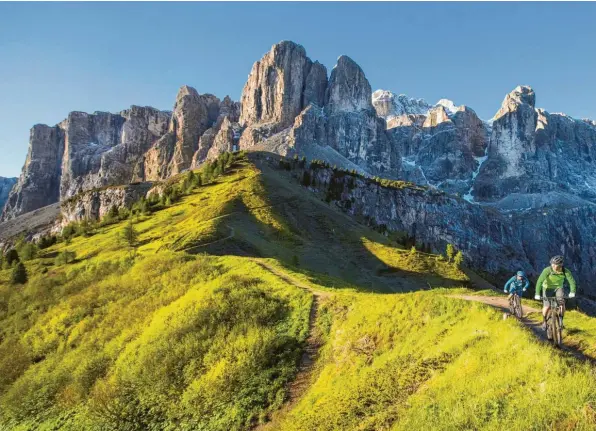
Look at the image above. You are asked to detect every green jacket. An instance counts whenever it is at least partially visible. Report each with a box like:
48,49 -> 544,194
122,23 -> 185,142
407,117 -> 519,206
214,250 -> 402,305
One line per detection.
535,266 -> 577,298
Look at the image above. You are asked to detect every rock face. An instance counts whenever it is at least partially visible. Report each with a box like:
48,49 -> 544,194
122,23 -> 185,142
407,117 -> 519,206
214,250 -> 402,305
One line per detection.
298,162 -> 596,293
59,107 -> 170,199
3,125 -> 65,219
2,87 -> 240,220
59,183 -> 153,226
372,90 -> 432,121
239,44 -> 400,177
0,177 -> 17,210
239,41 -> 328,149
472,85 -> 596,204
384,100 -> 489,195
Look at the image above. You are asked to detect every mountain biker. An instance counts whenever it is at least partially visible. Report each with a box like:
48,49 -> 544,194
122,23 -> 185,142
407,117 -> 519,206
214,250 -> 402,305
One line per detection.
534,255 -> 577,330
504,270 -> 529,298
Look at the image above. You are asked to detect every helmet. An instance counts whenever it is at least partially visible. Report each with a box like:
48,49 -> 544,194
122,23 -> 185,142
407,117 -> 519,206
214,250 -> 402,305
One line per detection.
550,255 -> 564,265
516,271 -> 526,277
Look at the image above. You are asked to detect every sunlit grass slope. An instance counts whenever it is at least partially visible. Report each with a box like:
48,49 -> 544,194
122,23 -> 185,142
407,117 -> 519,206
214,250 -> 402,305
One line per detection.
0,153 -> 467,430
276,292 -> 596,431
2,153 -> 596,430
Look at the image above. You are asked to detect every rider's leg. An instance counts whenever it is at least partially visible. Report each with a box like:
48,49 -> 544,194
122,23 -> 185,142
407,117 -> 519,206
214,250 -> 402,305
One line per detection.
542,298 -> 549,330
556,288 -> 565,328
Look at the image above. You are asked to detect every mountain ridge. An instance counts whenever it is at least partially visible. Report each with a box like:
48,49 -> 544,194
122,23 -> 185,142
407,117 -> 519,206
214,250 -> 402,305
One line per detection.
2,39 -> 595,290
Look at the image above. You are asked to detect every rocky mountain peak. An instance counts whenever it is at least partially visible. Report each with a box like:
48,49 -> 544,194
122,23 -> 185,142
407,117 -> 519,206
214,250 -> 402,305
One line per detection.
239,40 -> 313,129
435,98 -> 460,115
372,90 -> 431,119
325,55 -> 372,115
494,85 -> 535,121
422,105 -> 451,128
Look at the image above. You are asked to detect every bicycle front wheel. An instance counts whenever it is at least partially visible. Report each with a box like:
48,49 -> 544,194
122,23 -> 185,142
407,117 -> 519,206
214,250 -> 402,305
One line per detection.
552,312 -> 562,347
515,295 -> 523,319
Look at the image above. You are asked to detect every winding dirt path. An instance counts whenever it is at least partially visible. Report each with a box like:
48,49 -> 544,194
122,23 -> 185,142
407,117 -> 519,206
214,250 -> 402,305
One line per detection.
252,260 -> 330,430
450,294 -> 595,364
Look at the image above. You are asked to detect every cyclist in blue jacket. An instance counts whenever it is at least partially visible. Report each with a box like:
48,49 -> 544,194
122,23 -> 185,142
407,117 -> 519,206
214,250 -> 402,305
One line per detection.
504,270 -> 530,298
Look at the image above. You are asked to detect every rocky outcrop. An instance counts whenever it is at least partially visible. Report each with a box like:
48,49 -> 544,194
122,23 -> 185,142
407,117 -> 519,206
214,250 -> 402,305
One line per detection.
59,107 -> 170,199
191,96 -> 241,167
372,90 -> 432,121
2,125 -> 65,219
3,86 -> 240,220
168,88 -> 222,176
239,41 -> 328,149
0,177 -> 17,210
242,47 -> 400,177
472,86 -> 596,203
384,100 -> 489,194
59,182 -> 153,226
292,161 -> 596,293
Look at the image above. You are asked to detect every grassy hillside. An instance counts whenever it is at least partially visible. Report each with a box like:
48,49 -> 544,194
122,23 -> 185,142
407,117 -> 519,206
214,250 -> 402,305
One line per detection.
1,152 -> 595,430
273,292 -> 596,430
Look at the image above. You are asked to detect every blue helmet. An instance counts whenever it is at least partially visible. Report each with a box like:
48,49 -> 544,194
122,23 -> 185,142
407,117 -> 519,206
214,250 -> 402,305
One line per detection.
516,271 -> 526,277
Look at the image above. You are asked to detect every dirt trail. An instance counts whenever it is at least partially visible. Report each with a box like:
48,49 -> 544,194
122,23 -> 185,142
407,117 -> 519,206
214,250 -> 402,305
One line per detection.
252,260 -> 329,430
451,294 -> 594,364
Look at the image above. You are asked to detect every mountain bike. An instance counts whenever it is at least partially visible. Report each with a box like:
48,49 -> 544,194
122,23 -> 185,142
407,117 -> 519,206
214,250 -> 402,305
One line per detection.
544,293 -> 567,348
508,293 -> 523,319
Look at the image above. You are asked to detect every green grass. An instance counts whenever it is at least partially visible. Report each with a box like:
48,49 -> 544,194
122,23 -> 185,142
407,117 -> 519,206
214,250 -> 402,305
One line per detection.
277,291 -> 596,431
526,309 -> 596,361
2,152 -> 596,430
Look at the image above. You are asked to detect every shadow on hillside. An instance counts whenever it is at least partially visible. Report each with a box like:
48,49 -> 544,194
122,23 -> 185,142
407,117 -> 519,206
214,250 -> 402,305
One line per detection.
179,170 -> 468,294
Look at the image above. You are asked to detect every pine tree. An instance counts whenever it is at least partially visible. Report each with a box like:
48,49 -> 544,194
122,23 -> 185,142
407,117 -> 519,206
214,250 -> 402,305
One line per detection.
120,219 -> 138,248
454,251 -> 464,268
11,262 -> 27,285
302,171 -> 311,187
446,244 -> 455,262
4,249 -> 19,266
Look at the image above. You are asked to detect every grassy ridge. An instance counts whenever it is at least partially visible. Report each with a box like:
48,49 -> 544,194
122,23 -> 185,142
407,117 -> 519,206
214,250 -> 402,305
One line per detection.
1,153 -> 596,430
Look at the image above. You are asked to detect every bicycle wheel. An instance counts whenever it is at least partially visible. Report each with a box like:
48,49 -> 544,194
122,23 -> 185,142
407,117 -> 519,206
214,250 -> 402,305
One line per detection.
552,311 -> 562,347
515,295 -> 523,319
546,313 -> 553,340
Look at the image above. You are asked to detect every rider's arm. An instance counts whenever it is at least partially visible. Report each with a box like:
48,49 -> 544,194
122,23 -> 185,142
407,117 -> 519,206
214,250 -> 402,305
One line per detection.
504,276 -> 514,293
535,267 -> 549,298
522,277 -> 529,291
565,269 -> 577,294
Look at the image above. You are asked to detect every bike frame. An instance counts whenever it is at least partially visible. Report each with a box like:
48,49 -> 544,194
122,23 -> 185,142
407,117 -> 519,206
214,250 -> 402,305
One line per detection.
508,293 -> 522,318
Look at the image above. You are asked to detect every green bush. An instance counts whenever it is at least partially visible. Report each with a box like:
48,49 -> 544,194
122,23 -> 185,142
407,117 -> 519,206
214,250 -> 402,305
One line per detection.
55,250 -> 76,265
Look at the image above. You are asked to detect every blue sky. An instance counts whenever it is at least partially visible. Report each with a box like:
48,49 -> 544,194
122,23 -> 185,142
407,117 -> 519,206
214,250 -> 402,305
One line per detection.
1,2 -> 595,177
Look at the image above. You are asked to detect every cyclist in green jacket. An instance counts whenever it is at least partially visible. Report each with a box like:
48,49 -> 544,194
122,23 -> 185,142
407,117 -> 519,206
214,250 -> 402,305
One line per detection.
534,255 -> 577,330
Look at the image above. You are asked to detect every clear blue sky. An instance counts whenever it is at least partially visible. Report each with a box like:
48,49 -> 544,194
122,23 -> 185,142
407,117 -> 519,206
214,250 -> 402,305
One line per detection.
1,2 -> 595,177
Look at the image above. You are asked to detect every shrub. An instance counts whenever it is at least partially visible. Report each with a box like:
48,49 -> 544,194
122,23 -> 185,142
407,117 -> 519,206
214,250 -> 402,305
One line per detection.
38,235 -> 57,249
55,250 -> 76,265
18,242 -> 38,261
